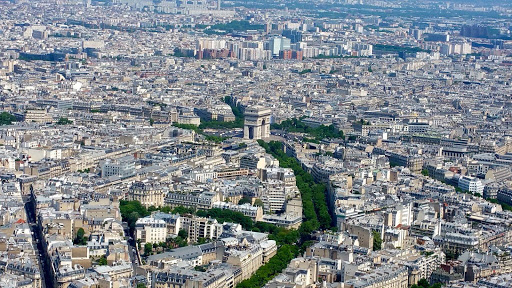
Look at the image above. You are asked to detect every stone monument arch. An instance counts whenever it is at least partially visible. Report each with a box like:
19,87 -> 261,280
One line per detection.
244,106 -> 271,140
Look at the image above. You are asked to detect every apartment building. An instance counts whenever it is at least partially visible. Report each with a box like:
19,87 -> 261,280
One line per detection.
135,217 -> 167,246
127,181 -> 168,208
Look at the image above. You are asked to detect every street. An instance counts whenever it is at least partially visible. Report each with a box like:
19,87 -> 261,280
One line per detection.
24,196 -> 54,288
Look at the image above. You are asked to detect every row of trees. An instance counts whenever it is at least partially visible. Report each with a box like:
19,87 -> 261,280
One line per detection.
236,244 -> 299,288
121,138 -> 332,288
197,208 -> 299,246
373,44 -> 431,53
119,171 -> 323,287
119,201 -> 299,247
489,198 -> 512,212
196,208 -> 253,230
119,202 -> 302,286
271,117 -> 344,141
204,20 -> 265,35
235,140 -> 336,287
258,140 -> 333,232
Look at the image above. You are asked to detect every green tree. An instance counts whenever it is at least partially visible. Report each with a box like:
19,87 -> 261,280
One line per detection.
372,231 -> 382,251
253,199 -> 264,207
205,135 -> 227,143
149,118 -> 154,126
489,199 -> 512,211
136,283 -> 147,288
144,243 -> 153,255
238,197 -> 252,205
97,255 -> 107,266
270,118 -> 343,141
57,117 -> 73,125
411,278 -> 441,288
421,169 -> 429,176
76,228 -> 85,239
418,279 -> 430,288
194,265 -> 207,272
126,211 -> 141,234
445,251 -> 459,260
178,229 -> 188,239
0,112 -> 16,125
74,228 -> 87,245
196,208 -> 253,230
119,200 -> 152,234
172,206 -> 195,215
